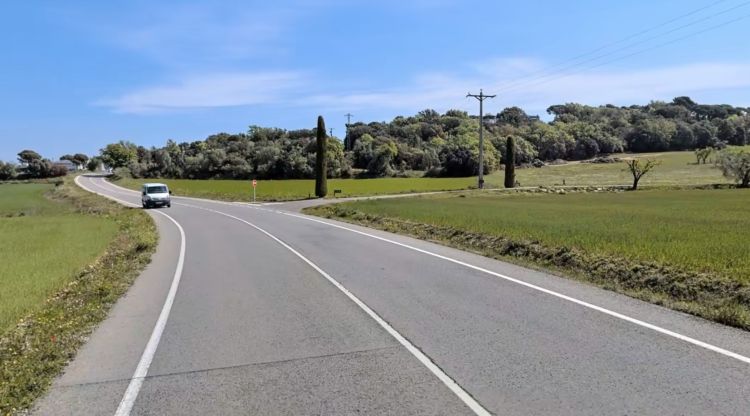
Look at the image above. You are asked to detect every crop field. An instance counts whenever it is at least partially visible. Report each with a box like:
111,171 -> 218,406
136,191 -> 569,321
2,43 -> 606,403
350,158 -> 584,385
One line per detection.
115,150 -> 736,201
0,183 -> 118,331
323,189 -> 750,282
115,176 -> 479,201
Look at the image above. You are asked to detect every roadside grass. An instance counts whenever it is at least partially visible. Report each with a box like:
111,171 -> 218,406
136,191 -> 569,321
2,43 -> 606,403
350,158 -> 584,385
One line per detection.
0,184 -> 118,331
0,178 -> 157,415
114,150 -> 737,201
305,188 -> 750,329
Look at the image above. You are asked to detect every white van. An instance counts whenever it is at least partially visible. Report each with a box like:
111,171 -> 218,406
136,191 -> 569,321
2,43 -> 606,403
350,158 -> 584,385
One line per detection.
141,183 -> 171,208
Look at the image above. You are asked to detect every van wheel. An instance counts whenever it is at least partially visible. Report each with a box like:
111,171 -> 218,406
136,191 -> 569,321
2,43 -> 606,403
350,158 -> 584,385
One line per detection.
167,203 -> 171,208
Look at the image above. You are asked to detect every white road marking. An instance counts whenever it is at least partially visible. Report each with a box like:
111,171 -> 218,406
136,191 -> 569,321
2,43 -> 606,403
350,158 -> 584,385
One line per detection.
75,176 -> 188,415
174,201 -> 492,416
276,210 -> 750,366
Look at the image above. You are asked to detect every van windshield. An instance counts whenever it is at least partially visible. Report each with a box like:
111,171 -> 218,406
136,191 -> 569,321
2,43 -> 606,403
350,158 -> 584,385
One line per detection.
147,186 -> 168,194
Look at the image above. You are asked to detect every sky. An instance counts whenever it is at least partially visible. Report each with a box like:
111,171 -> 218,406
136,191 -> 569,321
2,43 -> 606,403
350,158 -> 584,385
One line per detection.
1,0 -> 750,162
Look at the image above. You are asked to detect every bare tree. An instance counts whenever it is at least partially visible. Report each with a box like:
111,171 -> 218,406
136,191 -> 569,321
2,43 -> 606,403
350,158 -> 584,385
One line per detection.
625,159 -> 660,190
694,147 -> 712,164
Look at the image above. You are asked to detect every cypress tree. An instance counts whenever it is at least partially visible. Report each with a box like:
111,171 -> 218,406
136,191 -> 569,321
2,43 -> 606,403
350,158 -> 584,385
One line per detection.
504,136 -> 516,188
315,116 -> 328,197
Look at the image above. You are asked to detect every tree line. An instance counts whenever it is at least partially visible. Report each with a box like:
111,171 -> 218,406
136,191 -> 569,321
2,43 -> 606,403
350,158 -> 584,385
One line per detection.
0,150 -> 94,180
95,96 -> 747,181
2,96 -> 747,183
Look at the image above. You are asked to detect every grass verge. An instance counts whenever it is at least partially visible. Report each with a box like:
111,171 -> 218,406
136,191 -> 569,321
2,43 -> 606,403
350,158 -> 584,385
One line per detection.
0,178 -> 157,415
305,190 -> 750,330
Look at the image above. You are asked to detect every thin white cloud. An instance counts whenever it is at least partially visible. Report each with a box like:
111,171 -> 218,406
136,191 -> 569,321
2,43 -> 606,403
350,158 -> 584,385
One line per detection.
114,5 -> 290,63
98,59 -> 750,116
307,61 -> 750,115
97,71 -> 307,114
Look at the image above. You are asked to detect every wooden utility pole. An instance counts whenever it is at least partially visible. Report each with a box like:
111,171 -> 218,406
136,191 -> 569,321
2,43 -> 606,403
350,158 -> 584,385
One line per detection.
467,90 -> 496,189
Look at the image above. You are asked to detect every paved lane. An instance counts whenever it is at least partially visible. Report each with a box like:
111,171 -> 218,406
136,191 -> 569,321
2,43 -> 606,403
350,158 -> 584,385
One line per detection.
34,176 -> 750,415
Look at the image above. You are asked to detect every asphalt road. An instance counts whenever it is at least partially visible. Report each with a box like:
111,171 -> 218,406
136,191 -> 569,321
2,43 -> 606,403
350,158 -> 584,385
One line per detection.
33,175 -> 750,415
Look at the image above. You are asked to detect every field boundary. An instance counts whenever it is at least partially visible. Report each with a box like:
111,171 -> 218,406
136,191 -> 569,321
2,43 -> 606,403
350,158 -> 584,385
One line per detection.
305,204 -> 750,331
0,178 -> 157,415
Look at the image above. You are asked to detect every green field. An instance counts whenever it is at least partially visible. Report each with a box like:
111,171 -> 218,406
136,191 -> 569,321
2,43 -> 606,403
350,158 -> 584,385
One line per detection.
0,183 -> 118,331
115,176 -> 479,201
488,150 -> 728,188
322,189 -> 750,281
115,150 -> 735,201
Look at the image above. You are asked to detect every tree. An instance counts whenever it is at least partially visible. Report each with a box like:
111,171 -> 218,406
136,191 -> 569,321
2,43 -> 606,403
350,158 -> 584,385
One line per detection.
625,159 -> 660,190
625,119 -> 676,152
367,140 -> 398,176
716,150 -> 750,188
314,116 -> 328,197
497,107 -> 529,127
671,121 -> 696,150
24,159 -> 55,178
100,141 -> 137,169
0,161 -> 16,180
87,157 -> 102,172
694,148 -> 712,164
17,149 -> 42,165
504,136 -> 516,188
692,121 -> 717,148
73,153 -> 89,166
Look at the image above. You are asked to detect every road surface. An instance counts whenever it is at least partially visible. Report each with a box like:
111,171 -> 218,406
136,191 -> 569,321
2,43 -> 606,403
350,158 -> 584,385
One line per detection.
33,175 -> 750,415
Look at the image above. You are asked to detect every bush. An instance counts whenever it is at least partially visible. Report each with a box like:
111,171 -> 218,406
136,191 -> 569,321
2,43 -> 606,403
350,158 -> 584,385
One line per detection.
0,162 -> 16,180
716,149 -> 750,188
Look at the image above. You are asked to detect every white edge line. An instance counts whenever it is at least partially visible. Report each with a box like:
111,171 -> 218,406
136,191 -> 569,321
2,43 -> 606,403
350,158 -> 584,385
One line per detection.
100,176 -> 750,366
75,176 -> 187,415
274,211 -> 750,366
175,201 -> 492,416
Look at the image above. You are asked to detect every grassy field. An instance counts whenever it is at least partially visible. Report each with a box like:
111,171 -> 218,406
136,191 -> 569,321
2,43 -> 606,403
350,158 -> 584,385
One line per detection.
1,179 -> 156,414
321,189 -> 749,280
0,183 -> 118,331
307,188 -> 750,328
114,150 -> 736,201
115,176 -> 478,201
487,149 -> 728,188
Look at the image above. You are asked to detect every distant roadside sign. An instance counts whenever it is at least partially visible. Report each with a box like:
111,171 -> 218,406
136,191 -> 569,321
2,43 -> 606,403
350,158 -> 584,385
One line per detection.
252,179 -> 257,188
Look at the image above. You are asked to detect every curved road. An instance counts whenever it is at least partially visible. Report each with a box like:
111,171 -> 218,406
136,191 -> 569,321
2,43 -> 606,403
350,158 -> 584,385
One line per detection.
33,175 -> 750,415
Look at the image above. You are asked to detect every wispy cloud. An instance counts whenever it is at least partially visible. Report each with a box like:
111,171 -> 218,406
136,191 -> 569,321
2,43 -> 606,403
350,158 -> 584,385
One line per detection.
53,3 -> 297,67
97,71 -> 307,114
116,5 -> 291,63
97,58 -> 750,116
306,60 -> 750,115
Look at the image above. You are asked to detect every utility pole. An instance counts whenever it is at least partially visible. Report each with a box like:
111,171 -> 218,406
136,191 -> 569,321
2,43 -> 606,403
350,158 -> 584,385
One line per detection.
467,89 -> 496,189
344,113 -> 354,150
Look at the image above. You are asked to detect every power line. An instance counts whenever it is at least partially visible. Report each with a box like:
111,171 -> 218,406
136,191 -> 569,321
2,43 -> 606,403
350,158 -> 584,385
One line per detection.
499,12 -> 750,95
497,0 -> 749,92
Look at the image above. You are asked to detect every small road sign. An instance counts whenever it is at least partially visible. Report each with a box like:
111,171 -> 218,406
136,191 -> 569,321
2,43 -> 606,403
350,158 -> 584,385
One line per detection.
252,179 -> 257,188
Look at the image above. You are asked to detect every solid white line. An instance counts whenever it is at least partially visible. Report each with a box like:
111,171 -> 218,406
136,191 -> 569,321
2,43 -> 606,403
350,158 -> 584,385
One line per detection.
75,176 -> 188,415
277,211 -> 750,366
175,201 -> 492,416
97,175 -> 750,367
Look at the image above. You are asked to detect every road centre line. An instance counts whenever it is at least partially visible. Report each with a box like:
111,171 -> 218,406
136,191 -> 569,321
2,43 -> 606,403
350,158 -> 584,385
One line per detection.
173,200 -> 492,416
76,176 -> 187,416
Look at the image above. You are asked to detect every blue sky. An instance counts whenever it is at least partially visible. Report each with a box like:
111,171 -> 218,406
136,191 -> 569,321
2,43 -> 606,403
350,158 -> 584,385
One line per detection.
2,0 -> 750,162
